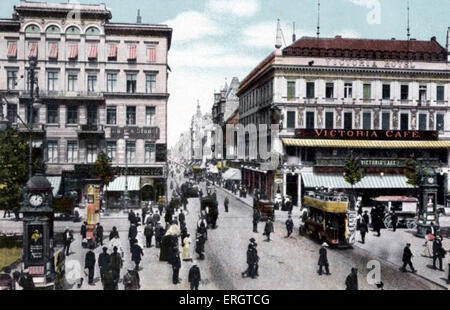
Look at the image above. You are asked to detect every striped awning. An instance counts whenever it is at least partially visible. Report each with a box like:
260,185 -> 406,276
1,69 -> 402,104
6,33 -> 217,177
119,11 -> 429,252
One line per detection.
128,45 -> 137,60
282,138 -> 450,149
105,176 -> 140,192
28,42 -> 38,58
88,44 -> 98,59
7,42 -> 17,57
302,173 -> 413,189
108,44 -> 117,58
49,43 -> 58,59
69,44 -> 78,59
148,47 -> 156,62
46,176 -> 62,196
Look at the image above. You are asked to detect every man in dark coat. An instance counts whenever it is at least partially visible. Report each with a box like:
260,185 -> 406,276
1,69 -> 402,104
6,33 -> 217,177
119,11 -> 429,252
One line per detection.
109,246 -> 122,288
178,210 -> 186,225
128,224 -> 138,250
96,223 -> 104,246
224,197 -> 229,212
432,236 -> 444,271
188,263 -> 201,290
98,247 -> 110,284
171,250 -> 182,284
128,210 -> 136,224
155,222 -> 164,248
84,247 -> 96,285
18,271 -> 35,290
362,211 -> 370,228
195,234 -> 206,260
80,222 -> 87,240
131,242 -> 144,271
109,226 -> 119,240
102,269 -> 115,290
318,244 -> 330,275
345,268 -> 358,290
263,219 -> 274,241
144,223 -> 154,248
252,209 -> 260,233
62,227 -> 73,256
391,211 -> 398,232
285,215 -> 294,237
360,220 -> 368,244
401,243 -> 416,273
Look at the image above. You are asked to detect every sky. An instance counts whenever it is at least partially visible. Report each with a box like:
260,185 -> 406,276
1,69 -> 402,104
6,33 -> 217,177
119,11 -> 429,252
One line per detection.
1,0 -> 449,147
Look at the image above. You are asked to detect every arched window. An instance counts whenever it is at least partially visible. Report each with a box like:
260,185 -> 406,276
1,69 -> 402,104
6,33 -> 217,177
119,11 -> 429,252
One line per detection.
66,26 -> 80,35
85,27 -> 100,36
25,24 -> 40,33
45,25 -> 60,34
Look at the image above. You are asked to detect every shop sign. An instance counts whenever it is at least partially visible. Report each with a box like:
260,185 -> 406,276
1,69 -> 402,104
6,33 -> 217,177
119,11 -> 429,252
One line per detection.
114,167 -> 164,177
110,127 -> 160,140
295,129 -> 438,141
315,158 -> 403,167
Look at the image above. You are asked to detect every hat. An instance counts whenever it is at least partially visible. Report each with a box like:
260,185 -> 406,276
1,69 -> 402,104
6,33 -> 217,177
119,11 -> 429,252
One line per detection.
321,242 -> 328,247
249,238 -> 256,243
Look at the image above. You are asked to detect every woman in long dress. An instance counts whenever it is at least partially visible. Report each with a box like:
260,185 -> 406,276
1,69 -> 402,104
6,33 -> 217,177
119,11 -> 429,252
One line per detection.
182,234 -> 192,261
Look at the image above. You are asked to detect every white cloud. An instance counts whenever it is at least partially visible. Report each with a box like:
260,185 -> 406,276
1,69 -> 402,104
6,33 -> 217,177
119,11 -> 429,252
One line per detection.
206,0 -> 260,17
164,11 -> 223,43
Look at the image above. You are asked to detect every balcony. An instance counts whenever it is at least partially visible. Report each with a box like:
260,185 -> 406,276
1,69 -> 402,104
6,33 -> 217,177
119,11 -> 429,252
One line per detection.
11,123 -> 45,137
19,90 -> 105,104
77,124 -> 105,139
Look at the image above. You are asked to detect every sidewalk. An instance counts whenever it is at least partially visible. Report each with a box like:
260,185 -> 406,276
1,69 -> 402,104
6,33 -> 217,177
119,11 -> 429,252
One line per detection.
213,183 -> 450,289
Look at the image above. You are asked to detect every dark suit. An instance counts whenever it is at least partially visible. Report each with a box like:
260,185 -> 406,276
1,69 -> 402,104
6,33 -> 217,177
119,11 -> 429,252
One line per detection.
85,250 -> 96,284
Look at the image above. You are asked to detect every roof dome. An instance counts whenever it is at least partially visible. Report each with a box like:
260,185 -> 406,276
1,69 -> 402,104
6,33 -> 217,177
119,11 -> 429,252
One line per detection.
26,174 -> 52,189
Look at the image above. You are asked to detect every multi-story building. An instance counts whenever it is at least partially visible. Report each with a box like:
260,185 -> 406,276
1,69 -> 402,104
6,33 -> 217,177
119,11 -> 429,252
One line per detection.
190,102 -> 212,163
237,29 -> 450,208
0,1 -> 172,207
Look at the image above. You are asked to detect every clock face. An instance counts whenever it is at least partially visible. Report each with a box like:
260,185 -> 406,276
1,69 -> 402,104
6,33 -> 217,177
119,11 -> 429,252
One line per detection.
29,194 -> 44,207
428,177 -> 434,184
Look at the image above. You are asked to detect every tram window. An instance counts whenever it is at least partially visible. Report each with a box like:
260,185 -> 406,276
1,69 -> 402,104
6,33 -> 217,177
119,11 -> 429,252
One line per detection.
392,201 -> 402,211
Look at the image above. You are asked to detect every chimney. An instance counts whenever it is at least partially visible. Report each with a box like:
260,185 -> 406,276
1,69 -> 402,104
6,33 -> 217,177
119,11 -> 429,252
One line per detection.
137,9 -> 142,24
292,22 -> 296,43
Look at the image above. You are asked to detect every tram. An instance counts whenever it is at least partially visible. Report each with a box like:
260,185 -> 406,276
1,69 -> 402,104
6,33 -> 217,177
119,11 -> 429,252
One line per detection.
303,190 -> 356,248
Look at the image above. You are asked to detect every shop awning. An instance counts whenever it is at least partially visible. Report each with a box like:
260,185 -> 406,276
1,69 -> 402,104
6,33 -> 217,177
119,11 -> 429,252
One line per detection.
282,138 -> 450,149
302,173 -> 413,189
105,176 -> 140,192
46,176 -> 61,196
222,168 -> 242,181
208,164 -> 219,174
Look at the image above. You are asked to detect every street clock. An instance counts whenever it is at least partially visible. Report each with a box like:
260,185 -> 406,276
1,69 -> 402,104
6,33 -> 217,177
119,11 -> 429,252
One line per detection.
28,193 -> 44,207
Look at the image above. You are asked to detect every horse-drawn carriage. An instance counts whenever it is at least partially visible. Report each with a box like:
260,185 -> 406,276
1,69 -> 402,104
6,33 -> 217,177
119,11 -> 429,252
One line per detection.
200,196 -> 219,228
372,196 -> 418,229
256,200 -> 275,221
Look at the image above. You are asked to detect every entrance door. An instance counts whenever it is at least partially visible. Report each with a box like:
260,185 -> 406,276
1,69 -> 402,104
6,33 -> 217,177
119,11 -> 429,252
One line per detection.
286,174 -> 298,207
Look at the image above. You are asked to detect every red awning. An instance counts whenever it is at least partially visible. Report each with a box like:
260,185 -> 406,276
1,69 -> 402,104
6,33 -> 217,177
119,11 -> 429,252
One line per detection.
128,45 -> 136,60
69,44 -> 78,59
28,42 -> 38,58
49,43 -> 58,59
7,42 -> 17,57
88,44 -> 98,59
148,47 -> 156,62
108,44 -> 117,58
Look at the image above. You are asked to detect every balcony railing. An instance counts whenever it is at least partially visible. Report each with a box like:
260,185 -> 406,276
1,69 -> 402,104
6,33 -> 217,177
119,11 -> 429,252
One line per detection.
77,124 -> 105,139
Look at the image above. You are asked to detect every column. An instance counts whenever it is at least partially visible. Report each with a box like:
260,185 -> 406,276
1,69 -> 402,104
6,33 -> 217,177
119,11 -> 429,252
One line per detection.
297,173 -> 302,208
283,171 -> 287,196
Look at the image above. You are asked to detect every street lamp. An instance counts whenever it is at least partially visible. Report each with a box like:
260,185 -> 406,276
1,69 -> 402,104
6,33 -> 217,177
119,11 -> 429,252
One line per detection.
121,133 -> 131,209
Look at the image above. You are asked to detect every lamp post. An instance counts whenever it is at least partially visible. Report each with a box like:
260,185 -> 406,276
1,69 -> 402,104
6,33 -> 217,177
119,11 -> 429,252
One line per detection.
122,133 -> 131,209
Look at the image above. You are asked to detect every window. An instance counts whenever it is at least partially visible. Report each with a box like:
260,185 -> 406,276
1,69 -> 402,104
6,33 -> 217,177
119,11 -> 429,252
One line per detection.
106,106 -> 116,125
47,141 -> 58,163
7,41 -> 17,58
47,72 -> 58,91
147,47 -> 156,62
67,106 -> 78,124
7,104 -> 17,123
436,114 -> 445,132
287,81 -> 296,100
86,143 -> 97,163
401,85 -> 409,100
306,82 -> 315,99
127,74 -> 137,93
344,83 -> 353,98
88,44 -> 98,59
382,84 -> 391,99
325,112 -> 334,129
126,141 -> 136,163
128,45 -> 137,61
67,141 -> 78,163
126,106 -> 136,125
325,83 -> 334,99
107,142 -> 117,162
145,74 -> 156,93
7,71 -> 17,90
286,111 -> 295,128
87,75 -> 97,93
106,73 -> 117,92
363,84 -> 371,102
437,86 -> 445,102
67,73 -> 78,92
419,85 -> 427,105
306,111 -> 315,129
108,45 -> 117,60
344,112 -> 353,129
400,113 -> 409,130
144,142 -> 156,163
87,106 -> 97,124
86,27 -> 100,36
66,26 -> 80,35
362,112 -> 371,130
418,114 -> 427,130
145,107 -> 155,126
382,112 -> 390,130
47,105 -> 58,124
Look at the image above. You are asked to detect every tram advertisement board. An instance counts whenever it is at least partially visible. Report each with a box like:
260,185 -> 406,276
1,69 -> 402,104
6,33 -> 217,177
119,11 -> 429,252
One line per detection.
28,224 -> 44,262
295,129 -> 438,141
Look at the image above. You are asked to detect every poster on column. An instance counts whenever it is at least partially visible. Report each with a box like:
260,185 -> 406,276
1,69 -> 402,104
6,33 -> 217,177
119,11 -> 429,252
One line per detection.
28,224 -> 44,262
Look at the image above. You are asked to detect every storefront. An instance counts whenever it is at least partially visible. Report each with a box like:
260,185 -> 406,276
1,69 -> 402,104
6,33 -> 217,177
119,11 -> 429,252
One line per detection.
242,165 -> 274,200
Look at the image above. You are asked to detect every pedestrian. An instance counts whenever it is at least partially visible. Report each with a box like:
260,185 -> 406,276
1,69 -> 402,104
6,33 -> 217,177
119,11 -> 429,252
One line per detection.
109,246 -> 123,289
182,234 -> 192,261
318,243 -> 330,275
102,269 -> 115,290
131,241 -> 144,271
84,246 -> 96,285
188,263 -> 201,290
432,235 -> 445,271
128,209 -> 136,225
123,265 -> 141,290
178,209 -> 186,225
144,222 -> 154,248
80,221 -> 87,240
109,226 -> 119,240
400,243 -> 416,273
362,211 -> 369,228
62,227 -> 73,256
3,209 -> 10,218
195,233 -> 205,260
345,268 -> 358,290
0,267 -> 14,290
128,223 -> 138,250
252,209 -> 260,233
224,197 -> 229,213
360,220 -> 368,244
391,211 -> 398,232
98,247 -> 110,284
171,250 -> 181,284
96,223 -> 104,246
285,215 -> 294,237
18,270 -> 35,290
263,219 -> 274,241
